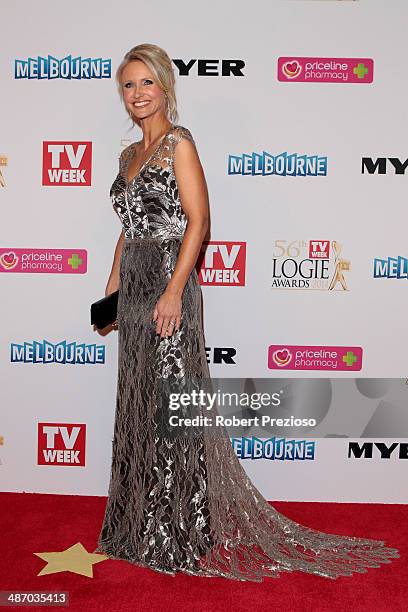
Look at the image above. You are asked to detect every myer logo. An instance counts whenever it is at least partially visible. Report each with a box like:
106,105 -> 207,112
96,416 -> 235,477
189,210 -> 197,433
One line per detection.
348,442 -> 408,459
172,59 -> 245,76
37,423 -> 86,466
198,241 -> 246,286
42,141 -> 92,186
362,158 -> 408,175
205,347 -> 237,364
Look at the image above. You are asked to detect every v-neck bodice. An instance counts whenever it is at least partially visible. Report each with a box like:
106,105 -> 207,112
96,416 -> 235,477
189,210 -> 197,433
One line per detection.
125,124 -> 175,185
110,124 -> 195,240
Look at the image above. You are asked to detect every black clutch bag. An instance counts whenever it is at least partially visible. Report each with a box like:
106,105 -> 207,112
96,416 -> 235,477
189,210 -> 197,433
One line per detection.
91,290 -> 119,330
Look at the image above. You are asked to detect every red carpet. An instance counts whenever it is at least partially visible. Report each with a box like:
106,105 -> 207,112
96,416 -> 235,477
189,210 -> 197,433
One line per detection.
1,492 -> 406,611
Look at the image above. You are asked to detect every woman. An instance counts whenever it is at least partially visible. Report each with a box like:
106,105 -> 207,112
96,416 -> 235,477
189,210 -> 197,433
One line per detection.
95,44 -> 399,581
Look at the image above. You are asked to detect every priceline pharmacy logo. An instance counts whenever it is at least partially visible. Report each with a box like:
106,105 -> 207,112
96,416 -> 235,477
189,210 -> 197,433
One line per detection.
268,345 -> 363,371
278,57 -> 373,83
14,55 -> 111,79
0,248 -> 87,273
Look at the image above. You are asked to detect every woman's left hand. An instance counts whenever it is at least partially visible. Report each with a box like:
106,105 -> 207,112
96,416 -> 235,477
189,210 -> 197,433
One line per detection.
152,289 -> 182,338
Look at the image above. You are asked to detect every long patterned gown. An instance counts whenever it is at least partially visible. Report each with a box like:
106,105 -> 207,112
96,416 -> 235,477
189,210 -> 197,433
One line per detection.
95,124 -> 400,581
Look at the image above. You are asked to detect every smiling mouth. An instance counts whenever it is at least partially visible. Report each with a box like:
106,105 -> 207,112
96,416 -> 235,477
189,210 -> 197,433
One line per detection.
133,100 -> 150,107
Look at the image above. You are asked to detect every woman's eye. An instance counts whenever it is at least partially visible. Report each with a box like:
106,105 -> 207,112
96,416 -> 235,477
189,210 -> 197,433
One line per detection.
123,79 -> 153,88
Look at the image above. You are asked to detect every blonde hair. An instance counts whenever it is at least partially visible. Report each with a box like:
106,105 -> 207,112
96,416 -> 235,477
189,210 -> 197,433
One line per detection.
115,43 -> 178,128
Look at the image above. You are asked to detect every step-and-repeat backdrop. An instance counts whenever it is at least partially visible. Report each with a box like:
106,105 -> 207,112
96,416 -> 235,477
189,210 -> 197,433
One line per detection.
1,0 -> 407,503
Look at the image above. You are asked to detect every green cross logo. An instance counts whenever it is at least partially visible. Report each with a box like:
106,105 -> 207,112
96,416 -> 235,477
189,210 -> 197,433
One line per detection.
353,63 -> 369,79
68,253 -> 83,270
342,351 -> 358,367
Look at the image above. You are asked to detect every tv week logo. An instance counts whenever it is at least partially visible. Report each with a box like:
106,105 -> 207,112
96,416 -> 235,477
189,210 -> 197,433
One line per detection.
310,240 -> 329,259
198,241 -> 246,286
42,141 -> 92,186
37,423 -> 86,466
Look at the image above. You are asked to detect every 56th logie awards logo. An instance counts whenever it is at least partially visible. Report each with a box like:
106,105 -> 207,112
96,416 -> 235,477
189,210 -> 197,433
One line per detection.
271,240 -> 351,290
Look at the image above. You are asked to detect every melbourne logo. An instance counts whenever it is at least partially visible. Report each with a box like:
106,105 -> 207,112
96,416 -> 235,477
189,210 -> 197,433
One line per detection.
374,256 -> 408,279
0,248 -> 87,273
278,57 -> 374,83
11,340 -> 105,364
232,436 -> 316,460
198,241 -> 246,286
362,158 -> 408,175
271,239 -> 350,290
268,345 -> 363,371
15,56 -> 111,79
42,141 -> 92,186
228,151 -> 327,176
37,423 -> 86,466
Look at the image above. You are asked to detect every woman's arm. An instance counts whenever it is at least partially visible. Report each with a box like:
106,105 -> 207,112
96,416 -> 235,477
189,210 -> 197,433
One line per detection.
153,137 -> 210,337
105,229 -> 125,296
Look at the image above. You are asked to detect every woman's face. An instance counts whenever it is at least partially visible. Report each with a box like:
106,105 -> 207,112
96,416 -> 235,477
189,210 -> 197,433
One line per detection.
121,60 -> 166,123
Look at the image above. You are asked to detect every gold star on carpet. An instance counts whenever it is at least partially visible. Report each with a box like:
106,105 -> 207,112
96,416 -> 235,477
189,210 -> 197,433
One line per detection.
34,542 -> 108,577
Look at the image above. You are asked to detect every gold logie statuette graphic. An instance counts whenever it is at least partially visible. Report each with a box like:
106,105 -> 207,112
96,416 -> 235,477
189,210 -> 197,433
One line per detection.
0,155 -> 7,187
329,240 -> 350,291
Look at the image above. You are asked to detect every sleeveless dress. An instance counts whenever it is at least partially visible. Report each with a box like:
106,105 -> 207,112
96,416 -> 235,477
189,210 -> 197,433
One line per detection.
95,124 -> 400,581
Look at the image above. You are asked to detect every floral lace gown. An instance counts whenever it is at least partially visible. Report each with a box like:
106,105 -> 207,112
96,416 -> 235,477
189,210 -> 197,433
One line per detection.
95,124 -> 400,581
